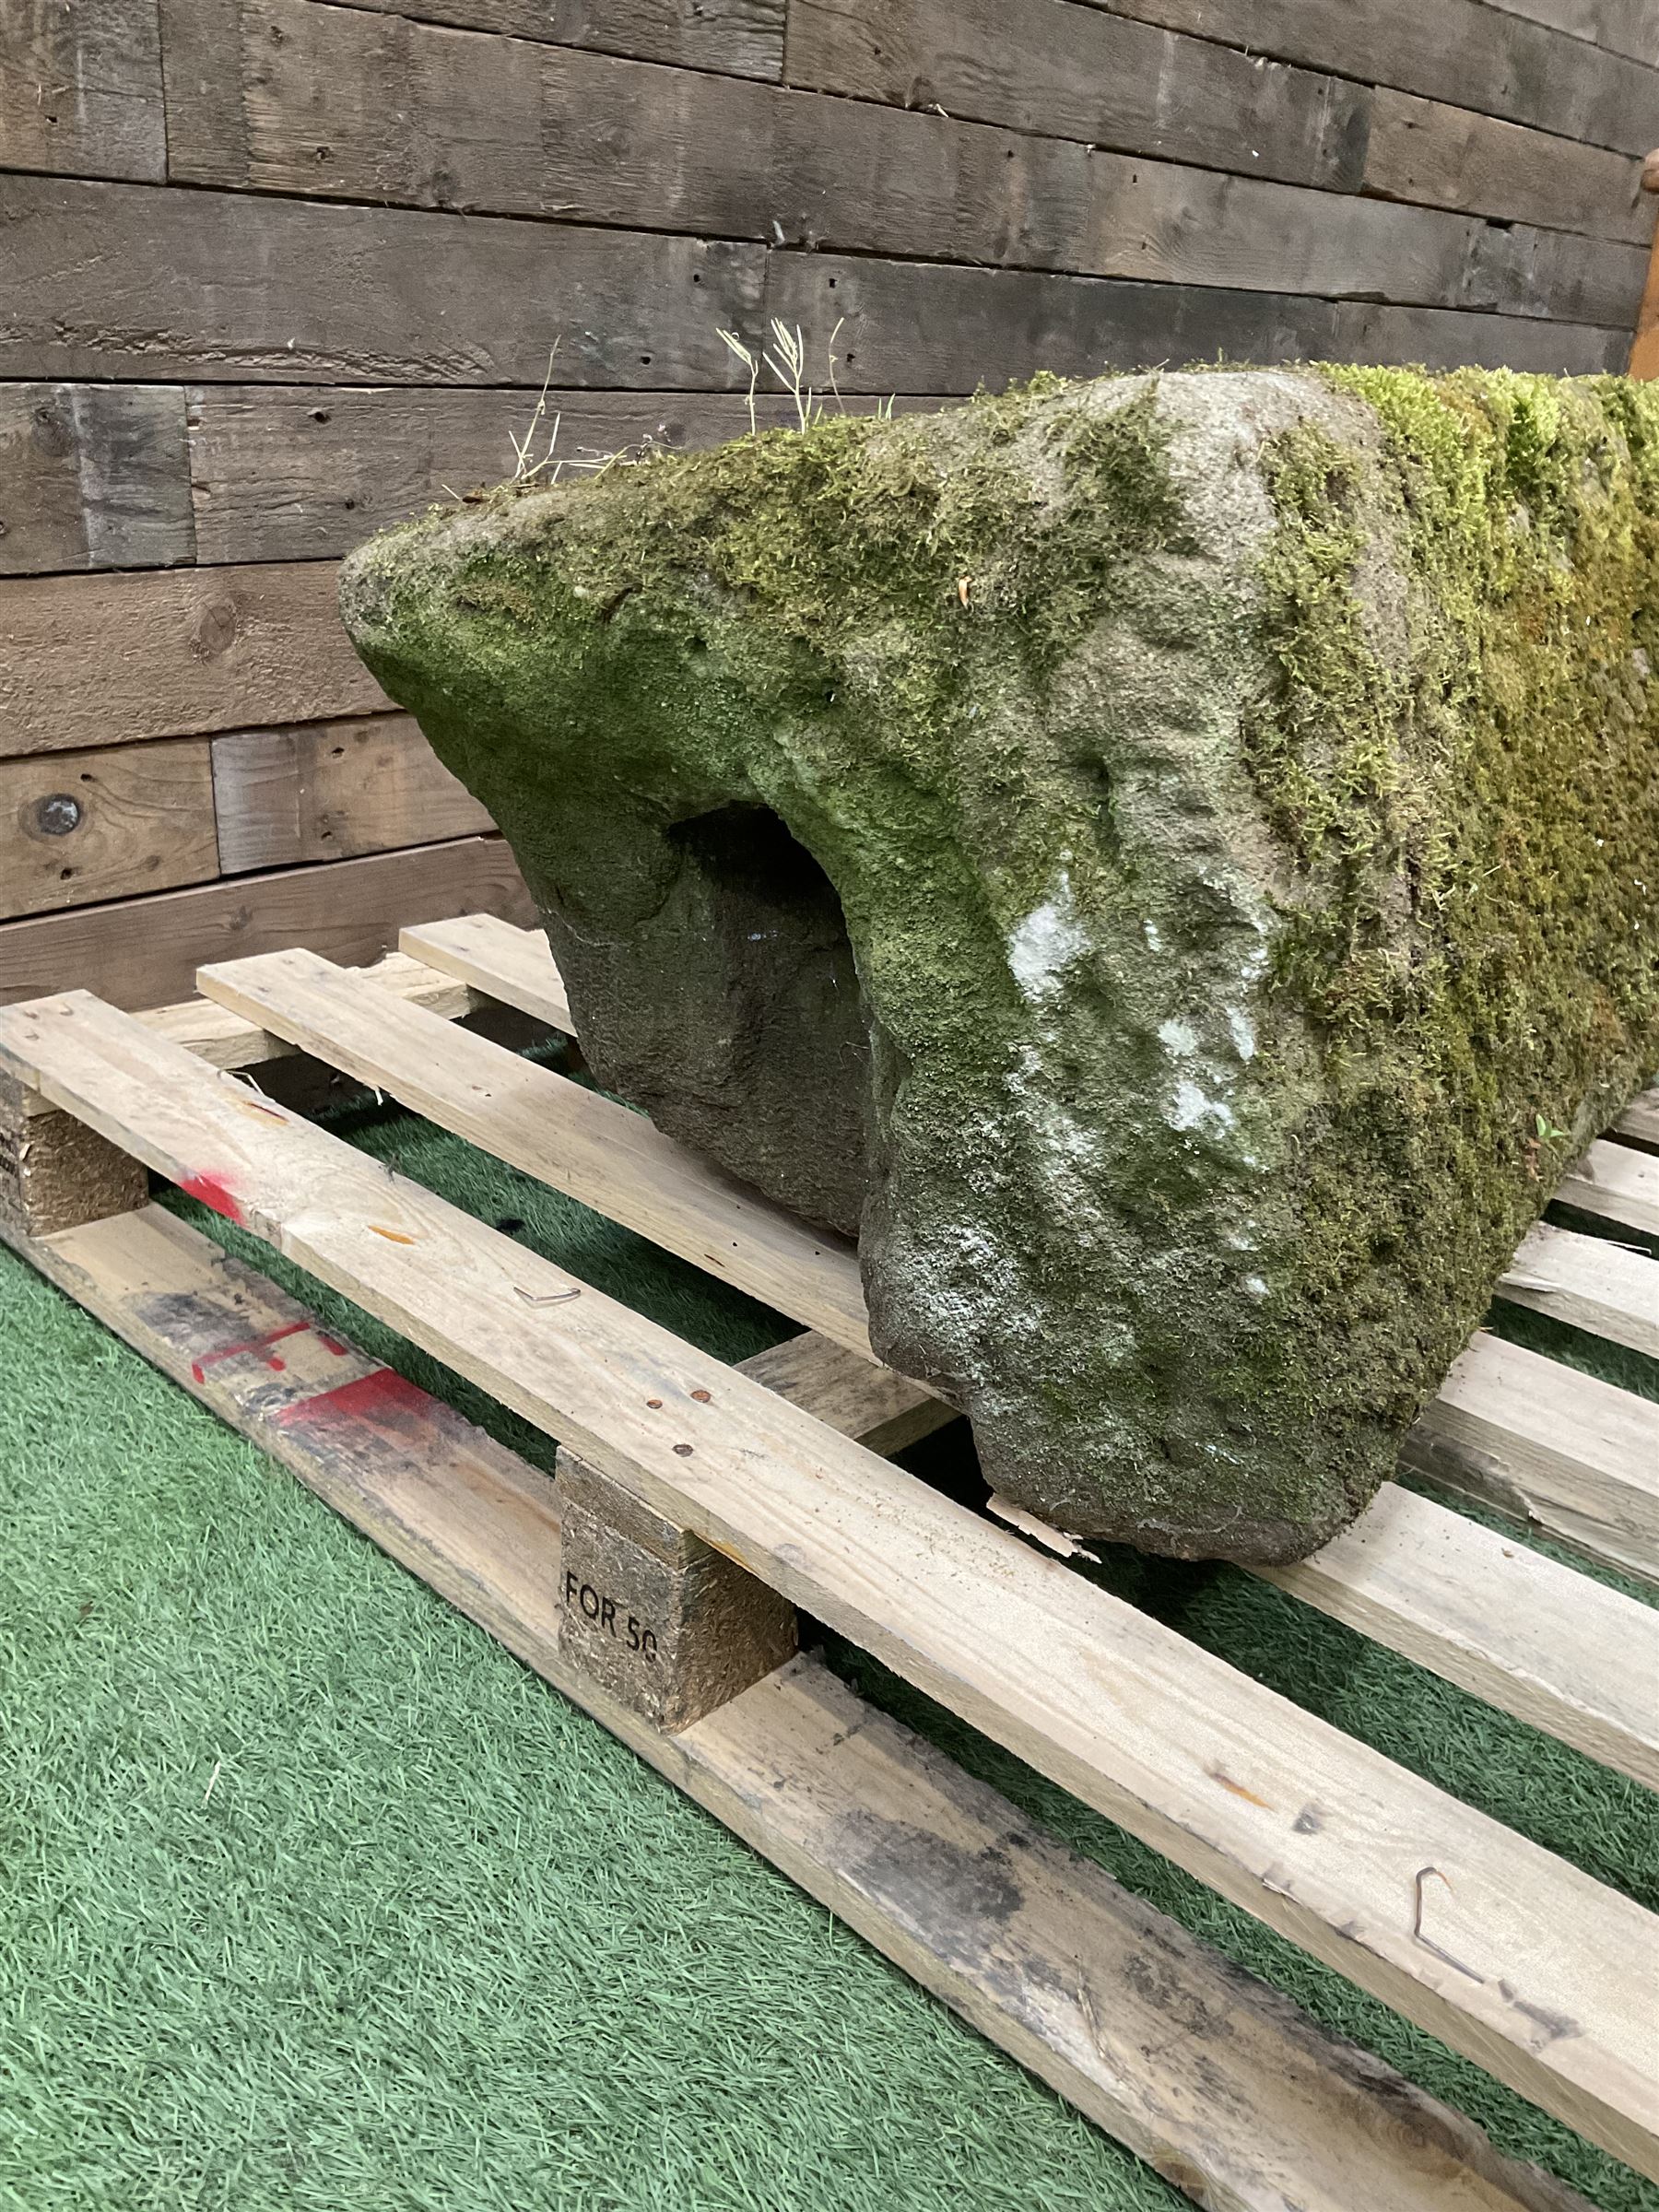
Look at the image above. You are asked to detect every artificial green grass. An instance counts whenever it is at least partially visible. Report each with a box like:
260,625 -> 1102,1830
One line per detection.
2,1071 -> 1655,2211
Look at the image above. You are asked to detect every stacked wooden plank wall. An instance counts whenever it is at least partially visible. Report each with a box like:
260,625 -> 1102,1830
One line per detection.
1,0 -> 1654,1011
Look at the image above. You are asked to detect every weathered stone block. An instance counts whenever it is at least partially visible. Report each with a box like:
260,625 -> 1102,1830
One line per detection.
340,367 -> 1659,1560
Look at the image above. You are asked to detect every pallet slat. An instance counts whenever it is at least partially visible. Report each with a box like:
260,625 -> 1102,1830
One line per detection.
1614,1088 -> 1659,1153
1259,1485 -> 1659,1787
195,943 -> 1659,1771
0,1200 -> 1592,2212
1558,1140 -> 1659,1239
401,914 -> 574,1033
383,924 -> 1659,1544
196,946 -> 870,1355
3,988 -> 1654,2175
1406,1340 -> 1659,1589
1497,1220 -> 1659,1359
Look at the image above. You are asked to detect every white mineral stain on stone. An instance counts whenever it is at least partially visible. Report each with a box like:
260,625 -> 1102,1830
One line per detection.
1227,1006 -> 1256,1061
1158,1017 -> 1199,1057
1008,870 -> 1089,1004
1143,919 -> 1163,951
1170,1078 -> 1235,1133
1223,1224 -> 1256,1250
1244,1274 -> 1269,1300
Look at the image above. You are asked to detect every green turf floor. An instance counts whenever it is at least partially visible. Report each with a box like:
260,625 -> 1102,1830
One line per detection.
2,1068 -> 1655,2212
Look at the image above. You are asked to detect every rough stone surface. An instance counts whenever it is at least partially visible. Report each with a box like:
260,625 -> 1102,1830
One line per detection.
339,367 -> 1659,1562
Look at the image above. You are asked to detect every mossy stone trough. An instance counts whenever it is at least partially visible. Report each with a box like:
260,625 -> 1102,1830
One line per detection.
340,367 -> 1659,1563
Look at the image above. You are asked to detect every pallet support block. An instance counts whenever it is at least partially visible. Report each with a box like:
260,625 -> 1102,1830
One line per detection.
0,1069 -> 147,1237
554,1447 -> 796,1731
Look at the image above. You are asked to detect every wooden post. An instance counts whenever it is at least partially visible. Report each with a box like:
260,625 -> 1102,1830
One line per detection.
0,1072 -> 147,1239
553,1448 -> 797,1732
1630,151 -> 1659,381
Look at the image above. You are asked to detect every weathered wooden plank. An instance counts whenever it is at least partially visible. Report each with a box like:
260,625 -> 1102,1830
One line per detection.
3,992 -> 1654,2175
1498,1221 -> 1659,1359
191,929 -> 1659,1617
210,714 -> 492,874
157,0 -> 1086,281
0,0 -> 165,180
0,382 -> 193,575
0,1199 -> 1597,2212
0,174 -> 765,387
1476,0 -> 1654,65
763,254 -> 1629,393
1091,0 -> 1659,159
738,1331 -> 949,1458
401,913 -> 574,1032
0,560 -> 384,756
0,738 -> 218,920
162,0 -> 778,230
1407,1338 -> 1659,1589
1364,90 -> 1654,246
783,0 -> 1371,191
1558,1139 -> 1659,1239
156,2 -> 1645,323
195,947 -> 874,1357
1329,298 -> 1630,372
1614,1085 -> 1659,1153
0,839 -> 534,1010
183,385 -> 926,565
1258,1482 -> 1659,1788
790,0 -> 1652,247
324,0 -> 784,79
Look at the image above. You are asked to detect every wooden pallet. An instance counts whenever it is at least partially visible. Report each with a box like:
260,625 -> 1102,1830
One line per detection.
2,917 -> 1656,2212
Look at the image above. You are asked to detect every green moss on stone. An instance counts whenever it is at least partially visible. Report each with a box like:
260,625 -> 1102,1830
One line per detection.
339,368 -> 1659,1560
1241,367 -> 1659,1452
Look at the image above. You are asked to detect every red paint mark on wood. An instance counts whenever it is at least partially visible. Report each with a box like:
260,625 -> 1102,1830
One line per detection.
189,1318 -> 310,1384
272,1364 -> 435,1435
180,1171 -> 244,1226
317,1333 -> 348,1357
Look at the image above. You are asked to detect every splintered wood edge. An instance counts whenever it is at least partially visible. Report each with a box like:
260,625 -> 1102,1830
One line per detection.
0,1198 -> 1595,2212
